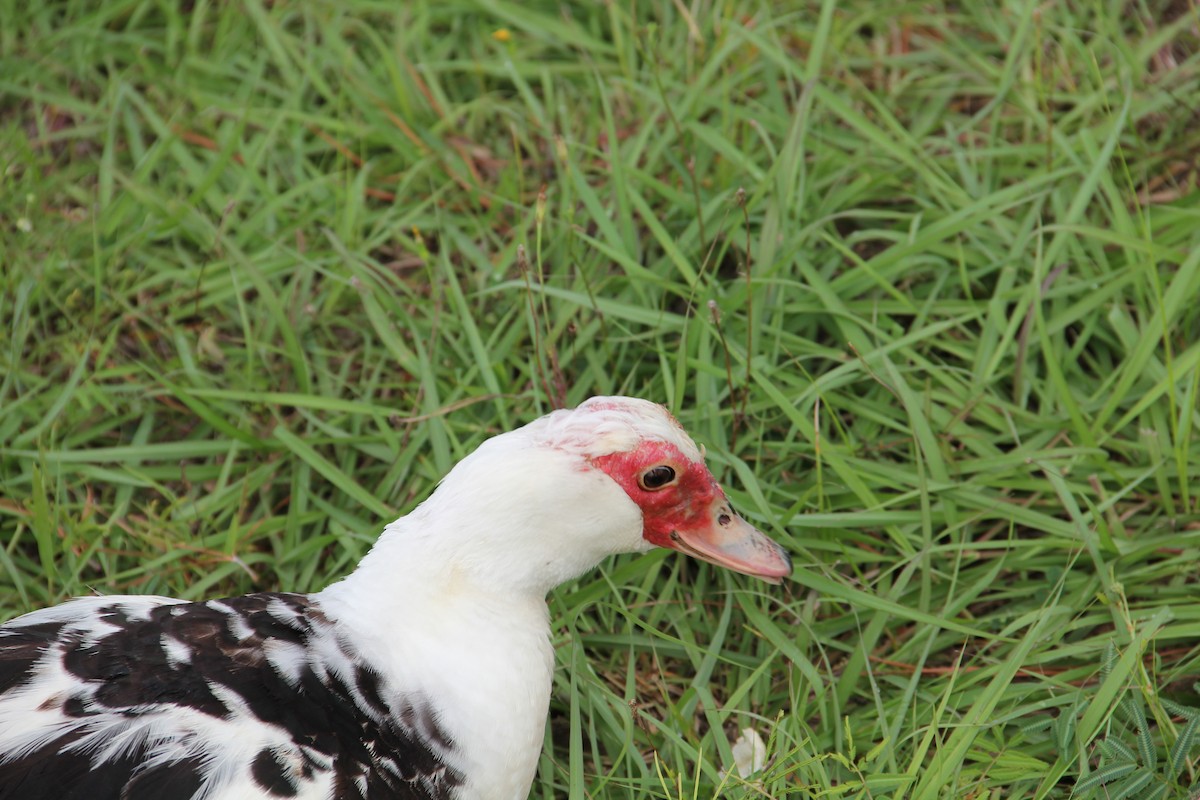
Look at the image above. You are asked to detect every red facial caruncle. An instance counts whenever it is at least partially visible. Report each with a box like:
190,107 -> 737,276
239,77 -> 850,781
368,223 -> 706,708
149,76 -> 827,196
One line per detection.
592,442 -> 792,584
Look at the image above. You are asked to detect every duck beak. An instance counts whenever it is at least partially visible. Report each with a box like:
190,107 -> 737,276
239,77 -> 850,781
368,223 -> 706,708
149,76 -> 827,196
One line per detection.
665,497 -> 792,584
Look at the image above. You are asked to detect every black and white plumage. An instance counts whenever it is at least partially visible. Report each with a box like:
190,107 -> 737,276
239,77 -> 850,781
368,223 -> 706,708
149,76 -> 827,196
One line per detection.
0,594 -> 460,799
0,397 -> 792,800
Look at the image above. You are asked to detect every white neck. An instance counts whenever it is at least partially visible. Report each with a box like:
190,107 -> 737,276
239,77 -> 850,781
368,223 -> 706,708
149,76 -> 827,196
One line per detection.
316,527 -> 557,800
312,442 -> 649,800
325,436 -> 648,603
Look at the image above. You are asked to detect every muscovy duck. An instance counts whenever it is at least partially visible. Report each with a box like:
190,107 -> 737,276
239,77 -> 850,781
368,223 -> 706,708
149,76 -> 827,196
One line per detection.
0,396 -> 791,800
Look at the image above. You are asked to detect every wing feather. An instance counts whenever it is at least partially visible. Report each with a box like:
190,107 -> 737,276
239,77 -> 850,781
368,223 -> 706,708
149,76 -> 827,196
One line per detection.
0,594 -> 463,800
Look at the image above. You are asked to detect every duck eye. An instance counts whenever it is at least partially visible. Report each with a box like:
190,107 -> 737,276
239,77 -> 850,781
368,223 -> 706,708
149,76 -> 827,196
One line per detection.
638,465 -> 677,491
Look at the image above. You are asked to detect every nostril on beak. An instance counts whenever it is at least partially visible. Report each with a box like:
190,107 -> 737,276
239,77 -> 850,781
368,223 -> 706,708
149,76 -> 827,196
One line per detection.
717,513 -> 732,526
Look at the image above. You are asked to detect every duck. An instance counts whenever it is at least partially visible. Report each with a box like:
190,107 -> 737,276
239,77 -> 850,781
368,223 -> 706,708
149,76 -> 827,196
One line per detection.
0,396 -> 791,800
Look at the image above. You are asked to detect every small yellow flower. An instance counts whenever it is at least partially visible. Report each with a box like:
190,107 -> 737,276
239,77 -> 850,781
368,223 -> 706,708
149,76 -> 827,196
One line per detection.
492,28 -> 511,42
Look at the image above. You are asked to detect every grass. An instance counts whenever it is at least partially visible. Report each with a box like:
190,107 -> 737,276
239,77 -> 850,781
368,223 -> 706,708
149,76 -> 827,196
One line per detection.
2,0 -> 1200,797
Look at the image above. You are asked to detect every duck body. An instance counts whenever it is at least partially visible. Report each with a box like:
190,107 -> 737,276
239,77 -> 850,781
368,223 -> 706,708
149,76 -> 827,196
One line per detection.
0,397 -> 791,799
0,592 -> 465,800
